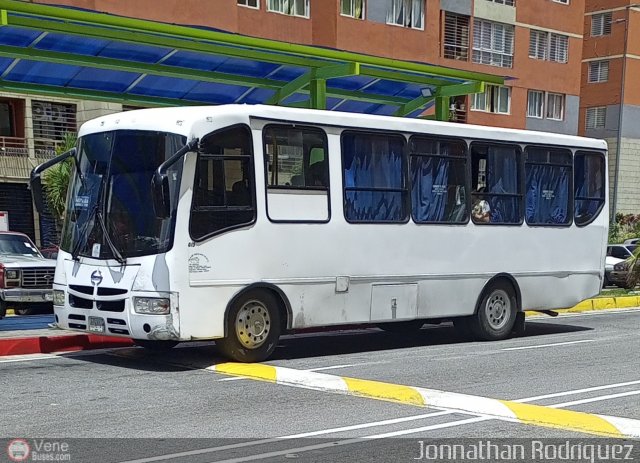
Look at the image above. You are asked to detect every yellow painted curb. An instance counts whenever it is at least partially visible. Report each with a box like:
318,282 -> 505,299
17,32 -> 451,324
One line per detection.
343,376 -> 425,406
525,295 -> 639,316
502,401 -> 622,437
209,363 -> 640,438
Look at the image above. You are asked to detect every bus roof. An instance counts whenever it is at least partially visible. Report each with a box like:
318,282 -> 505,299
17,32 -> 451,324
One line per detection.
79,104 -> 608,151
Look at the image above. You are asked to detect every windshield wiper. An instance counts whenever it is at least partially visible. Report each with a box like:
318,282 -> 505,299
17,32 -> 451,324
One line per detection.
70,202 -> 97,261
95,209 -> 126,265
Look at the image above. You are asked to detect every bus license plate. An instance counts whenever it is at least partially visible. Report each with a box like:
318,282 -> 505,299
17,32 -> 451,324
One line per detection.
88,316 -> 105,333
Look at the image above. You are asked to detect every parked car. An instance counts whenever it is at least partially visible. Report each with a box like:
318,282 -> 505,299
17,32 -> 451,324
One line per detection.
606,244 -> 638,288
39,245 -> 59,260
0,231 -> 56,318
609,259 -> 636,289
605,244 -> 638,288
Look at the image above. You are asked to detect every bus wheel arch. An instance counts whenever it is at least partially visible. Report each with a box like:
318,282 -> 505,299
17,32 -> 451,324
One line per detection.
456,274 -> 521,341
218,284 -> 290,362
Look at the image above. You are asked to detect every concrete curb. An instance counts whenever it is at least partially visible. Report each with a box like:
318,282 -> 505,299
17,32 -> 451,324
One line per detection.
0,334 -> 133,356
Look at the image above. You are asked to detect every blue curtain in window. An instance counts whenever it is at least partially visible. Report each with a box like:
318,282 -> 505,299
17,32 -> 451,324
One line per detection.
526,165 -> 570,224
411,157 -> 450,222
486,147 -> 519,223
343,136 -> 405,221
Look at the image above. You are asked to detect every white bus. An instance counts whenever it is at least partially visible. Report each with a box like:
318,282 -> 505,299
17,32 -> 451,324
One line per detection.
31,105 -> 608,362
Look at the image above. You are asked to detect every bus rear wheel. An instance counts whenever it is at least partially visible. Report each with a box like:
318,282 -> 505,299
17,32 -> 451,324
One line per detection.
468,281 -> 518,341
216,290 -> 281,363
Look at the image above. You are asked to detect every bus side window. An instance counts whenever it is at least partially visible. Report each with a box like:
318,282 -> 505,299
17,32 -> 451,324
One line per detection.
574,151 -> 605,226
190,125 -> 256,241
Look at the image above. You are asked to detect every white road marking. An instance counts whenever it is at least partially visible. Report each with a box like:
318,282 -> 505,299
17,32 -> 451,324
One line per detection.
501,339 -> 595,351
218,363 -> 361,381
513,379 -> 640,402
208,417 -> 490,463
549,390 -> 640,408
116,379 -> 640,463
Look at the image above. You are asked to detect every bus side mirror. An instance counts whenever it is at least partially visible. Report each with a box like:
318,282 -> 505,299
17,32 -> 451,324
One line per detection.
29,147 -> 77,214
152,172 -> 171,219
29,174 -> 46,214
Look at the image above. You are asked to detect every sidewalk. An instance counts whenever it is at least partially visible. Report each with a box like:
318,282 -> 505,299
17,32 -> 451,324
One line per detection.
0,295 -> 638,358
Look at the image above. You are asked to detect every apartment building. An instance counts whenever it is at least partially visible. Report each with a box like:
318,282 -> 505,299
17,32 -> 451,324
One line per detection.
581,1 -> 640,216
0,0 -> 619,243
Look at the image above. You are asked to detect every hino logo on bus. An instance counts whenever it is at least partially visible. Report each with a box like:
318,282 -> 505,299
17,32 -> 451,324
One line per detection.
90,270 -> 103,286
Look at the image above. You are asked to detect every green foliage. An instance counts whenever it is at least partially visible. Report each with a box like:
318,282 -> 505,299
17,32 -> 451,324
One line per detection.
608,213 -> 640,244
41,133 -> 77,221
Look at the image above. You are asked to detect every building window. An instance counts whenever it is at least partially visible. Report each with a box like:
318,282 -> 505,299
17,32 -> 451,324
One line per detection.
527,91 -> 565,121
549,34 -> 568,63
31,101 -> 76,157
267,0 -> 309,17
342,132 -> 408,223
588,60 -> 609,83
472,19 -> 514,68
529,30 -> 568,63
585,107 -> 606,129
591,12 -> 612,36
471,85 -> 510,114
527,90 -> 544,118
443,13 -> 470,61
552,0 -> 569,4
237,0 -> 259,8
529,30 -> 548,60
0,102 -> 14,137
341,0 -> 364,19
486,0 -> 515,5
387,0 -> 424,29
546,93 -> 565,120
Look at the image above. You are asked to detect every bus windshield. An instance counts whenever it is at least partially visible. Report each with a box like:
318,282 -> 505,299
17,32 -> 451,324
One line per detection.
60,130 -> 186,260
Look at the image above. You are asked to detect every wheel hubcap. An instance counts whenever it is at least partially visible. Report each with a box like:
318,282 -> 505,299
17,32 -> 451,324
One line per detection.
485,289 -> 511,330
235,300 -> 271,349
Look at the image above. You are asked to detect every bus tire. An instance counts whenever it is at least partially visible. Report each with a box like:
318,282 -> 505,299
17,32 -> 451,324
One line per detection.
133,340 -> 179,351
378,320 -> 424,333
217,290 -> 281,363
469,280 -> 518,341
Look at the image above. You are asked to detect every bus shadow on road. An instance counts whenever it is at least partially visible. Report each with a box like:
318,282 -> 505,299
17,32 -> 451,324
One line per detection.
268,320 -> 594,361
63,320 -> 593,370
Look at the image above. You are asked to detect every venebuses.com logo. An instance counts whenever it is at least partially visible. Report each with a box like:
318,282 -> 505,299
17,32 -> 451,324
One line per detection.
6,439 -> 30,462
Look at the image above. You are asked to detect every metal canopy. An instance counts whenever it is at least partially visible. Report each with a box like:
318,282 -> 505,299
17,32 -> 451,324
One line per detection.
0,0 -> 505,119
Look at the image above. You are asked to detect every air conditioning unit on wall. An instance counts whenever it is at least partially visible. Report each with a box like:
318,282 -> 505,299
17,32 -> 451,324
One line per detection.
32,102 -> 62,122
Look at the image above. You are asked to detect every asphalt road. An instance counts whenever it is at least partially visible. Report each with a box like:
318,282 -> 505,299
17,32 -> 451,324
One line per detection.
1,308 -> 639,462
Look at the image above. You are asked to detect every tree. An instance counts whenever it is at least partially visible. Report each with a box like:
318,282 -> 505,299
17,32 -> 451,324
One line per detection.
41,132 -> 77,222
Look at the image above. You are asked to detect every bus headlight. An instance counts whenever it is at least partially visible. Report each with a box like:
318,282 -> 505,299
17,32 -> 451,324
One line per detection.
134,297 -> 171,315
53,290 -> 65,306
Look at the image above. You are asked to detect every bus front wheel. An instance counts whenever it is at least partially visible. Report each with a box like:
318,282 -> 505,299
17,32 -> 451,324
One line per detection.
217,290 -> 281,363
468,281 -> 518,341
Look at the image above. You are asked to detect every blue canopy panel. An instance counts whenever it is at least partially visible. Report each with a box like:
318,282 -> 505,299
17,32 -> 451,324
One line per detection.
0,6 -> 503,117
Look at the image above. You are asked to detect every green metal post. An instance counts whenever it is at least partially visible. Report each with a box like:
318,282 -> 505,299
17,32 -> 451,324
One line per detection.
310,79 -> 327,110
